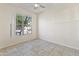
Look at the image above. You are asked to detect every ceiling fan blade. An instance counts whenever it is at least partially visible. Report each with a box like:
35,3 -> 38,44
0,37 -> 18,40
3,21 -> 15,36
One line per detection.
40,5 -> 45,8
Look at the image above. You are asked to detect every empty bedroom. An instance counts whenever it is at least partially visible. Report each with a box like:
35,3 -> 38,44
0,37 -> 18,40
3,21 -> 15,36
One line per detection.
0,3 -> 79,56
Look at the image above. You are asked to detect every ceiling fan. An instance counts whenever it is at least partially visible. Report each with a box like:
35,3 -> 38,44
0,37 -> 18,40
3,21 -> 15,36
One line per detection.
33,3 -> 45,9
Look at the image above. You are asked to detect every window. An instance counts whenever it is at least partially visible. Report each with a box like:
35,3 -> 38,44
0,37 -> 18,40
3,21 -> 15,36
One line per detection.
16,14 -> 32,36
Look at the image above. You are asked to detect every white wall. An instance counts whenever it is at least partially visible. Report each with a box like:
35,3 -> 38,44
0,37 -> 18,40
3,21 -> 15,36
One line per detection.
0,4 -> 37,49
38,4 -> 79,50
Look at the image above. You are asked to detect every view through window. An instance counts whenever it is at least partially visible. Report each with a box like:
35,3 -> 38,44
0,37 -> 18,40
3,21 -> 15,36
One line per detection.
16,14 -> 32,36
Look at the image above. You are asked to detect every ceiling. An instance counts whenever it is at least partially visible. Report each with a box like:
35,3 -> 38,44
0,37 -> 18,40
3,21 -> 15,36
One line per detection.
7,3 -> 53,13
0,3 -> 78,14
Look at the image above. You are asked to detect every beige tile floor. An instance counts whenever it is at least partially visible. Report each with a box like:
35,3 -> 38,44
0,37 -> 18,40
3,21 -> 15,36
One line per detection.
0,39 -> 79,56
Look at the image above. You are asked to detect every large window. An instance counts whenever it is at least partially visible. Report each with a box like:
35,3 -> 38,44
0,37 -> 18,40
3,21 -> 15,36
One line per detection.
16,14 -> 32,36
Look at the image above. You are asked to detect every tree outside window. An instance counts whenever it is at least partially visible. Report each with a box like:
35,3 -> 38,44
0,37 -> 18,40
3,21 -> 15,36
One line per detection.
16,14 -> 32,36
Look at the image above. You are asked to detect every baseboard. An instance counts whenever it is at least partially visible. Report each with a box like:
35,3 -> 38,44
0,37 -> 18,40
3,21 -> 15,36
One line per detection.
39,38 -> 79,50
0,39 -> 37,51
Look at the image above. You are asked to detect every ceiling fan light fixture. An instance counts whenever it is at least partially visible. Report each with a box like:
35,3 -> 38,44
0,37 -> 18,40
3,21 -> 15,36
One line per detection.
34,3 -> 39,8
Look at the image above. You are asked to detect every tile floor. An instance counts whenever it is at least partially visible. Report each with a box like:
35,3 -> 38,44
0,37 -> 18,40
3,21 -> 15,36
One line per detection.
0,39 -> 79,56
